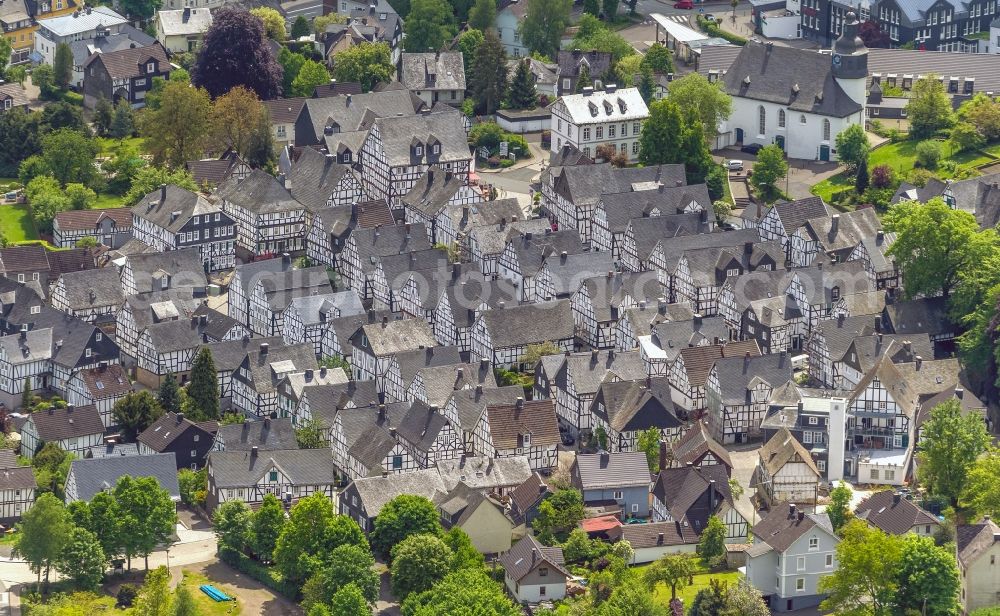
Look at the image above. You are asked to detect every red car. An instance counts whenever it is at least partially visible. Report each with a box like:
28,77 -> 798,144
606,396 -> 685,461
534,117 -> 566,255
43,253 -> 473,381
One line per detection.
674,0 -> 694,8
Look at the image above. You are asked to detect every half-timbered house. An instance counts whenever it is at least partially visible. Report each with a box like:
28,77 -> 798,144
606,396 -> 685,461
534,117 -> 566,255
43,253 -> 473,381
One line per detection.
231,341 -> 319,418
333,403 -> 421,479
751,196 -> 831,261
406,360 -> 496,409
119,247 -> 207,297
590,184 -> 712,259
65,364 -> 133,428
305,199 -> 396,269
806,315 -> 877,388
376,345 -> 463,403
590,377 -> 684,452
0,454 -> 36,521
131,184 -> 237,271
217,169 -> 307,258
533,251 -> 615,302
540,145 -> 592,217
448,385 -> 523,451
668,339 -> 761,417
137,411 -> 218,470
337,223 -> 431,293
660,420 -> 733,474
115,290 -> 200,361
205,448 -> 336,513
64,453 -> 180,504
53,208 -> 133,249
294,88 -> 423,147
470,300 -> 575,369
390,399 -> 465,468
433,268 -> 520,350
134,310 -> 249,388
705,351 -> 796,444
348,317 -> 437,384
473,398 -> 559,471
615,302 -> 692,352
0,329 -> 53,409
881,297 -> 956,356
211,416 -> 299,452
572,271 -> 666,349
401,166 -> 484,245
246,265 -> 333,337
359,111 -> 472,206
339,468 -> 447,532
793,209 -> 895,282
19,405 -> 105,459
369,249 -> 447,316
468,218 -> 551,277
651,464 -> 747,539
639,315 -> 730,377
227,255 -> 297,330
285,145 -> 364,214
754,427 -> 821,506
282,290 -> 365,356
50,268 -> 125,326
496,229 -> 586,302
276,367 -> 350,421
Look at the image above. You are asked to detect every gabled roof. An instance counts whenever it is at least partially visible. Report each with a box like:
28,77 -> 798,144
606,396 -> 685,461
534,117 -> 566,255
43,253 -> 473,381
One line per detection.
593,377 -> 683,433
216,417 -> 298,451
883,297 -> 951,336
651,463 -> 733,531
555,87 -> 650,124
400,52 -> 466,91
577,271 -> 669,323
208,448 -> 335,488
498,534 -> 569,582
351,224 -> 433,271
768,197 -> 831,234
648,316 -> 730,362
485,399 -> 560,450
554,163 -> 685,207
155,7 -> 213,36
137,411 -> 215,453
453,385 -> 524,434
435,455 -> 533,492
957,518 -> 1000,566
552,349 -> 646,396
573,452 -> 650,491
758,428 -> 820,476
54,208 -> 132,232
710,351 -> 795,405
621,519 -> 700,548
84,41 -> 169,80
125,247 -> 206,294
243,342 -> 318,395
55,267 -> 124,310
677,339 -> 761,388
217,169 -> 304,215
400,166 -> 469,216
37,6 -> 125,36
508,472 -> 551,521
478,300 -> 575,347
556,50 -> 612,79
26,405 -> 104,442
751,503 -> 836,553
599,184 -> 712,234
77,364 -> 132,399
286,146 -> 357,211
355,317 -> 436,356
300,89 -> 423,142
855,491 -> 939,535
67,452 -> 180,501
720,42 -> 862,118
667,421 -> 732,469
348,468 -> 446,517
370,111 -> 471,166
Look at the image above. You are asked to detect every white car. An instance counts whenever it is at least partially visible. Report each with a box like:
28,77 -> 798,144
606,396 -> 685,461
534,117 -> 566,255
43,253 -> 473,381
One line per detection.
726,159 -> 744,171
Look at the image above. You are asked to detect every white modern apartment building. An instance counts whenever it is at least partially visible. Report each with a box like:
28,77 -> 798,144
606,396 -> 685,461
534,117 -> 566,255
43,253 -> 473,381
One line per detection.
549,85 -> 649,163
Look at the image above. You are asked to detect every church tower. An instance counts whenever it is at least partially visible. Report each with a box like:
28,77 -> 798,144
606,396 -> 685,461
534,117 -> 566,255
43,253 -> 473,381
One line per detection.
832,12 -> 869,107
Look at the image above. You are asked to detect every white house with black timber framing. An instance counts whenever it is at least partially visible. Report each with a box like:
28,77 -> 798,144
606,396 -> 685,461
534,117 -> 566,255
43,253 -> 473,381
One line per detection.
218,169 -> 307,259
132,184 -> 237,271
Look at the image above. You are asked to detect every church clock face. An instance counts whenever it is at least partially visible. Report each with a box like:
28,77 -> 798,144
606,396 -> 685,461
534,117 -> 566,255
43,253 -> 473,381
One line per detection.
832,54 -> 843,66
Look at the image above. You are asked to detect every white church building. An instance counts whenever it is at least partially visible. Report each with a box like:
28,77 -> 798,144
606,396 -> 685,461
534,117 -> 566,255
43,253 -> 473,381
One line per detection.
711,13 -> 868,162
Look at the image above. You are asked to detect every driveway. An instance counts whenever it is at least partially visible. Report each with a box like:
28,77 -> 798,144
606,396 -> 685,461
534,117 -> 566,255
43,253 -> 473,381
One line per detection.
714,146 -> 844,200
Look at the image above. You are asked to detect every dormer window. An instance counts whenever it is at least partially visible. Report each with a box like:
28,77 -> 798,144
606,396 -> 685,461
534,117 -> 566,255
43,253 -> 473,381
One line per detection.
343,152 -> 352,163
30,305 -> 40,315
416,145 -> 424,156
432,144 -> 440,154
147,62 -> 156,73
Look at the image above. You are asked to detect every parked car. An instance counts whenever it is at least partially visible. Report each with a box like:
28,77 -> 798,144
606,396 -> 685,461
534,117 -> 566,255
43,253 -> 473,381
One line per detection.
705,14 -> 717,21
741,143 -> 764,154
674,0 -> 694,8
726,159 -> 744,171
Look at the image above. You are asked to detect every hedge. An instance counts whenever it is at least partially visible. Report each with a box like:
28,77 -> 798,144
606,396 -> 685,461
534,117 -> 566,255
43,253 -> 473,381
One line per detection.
696,16 -> 747,45
218,548 -> 300,600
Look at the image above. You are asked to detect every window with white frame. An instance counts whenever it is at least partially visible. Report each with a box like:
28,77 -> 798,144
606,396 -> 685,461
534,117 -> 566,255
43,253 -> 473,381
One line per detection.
823,119 -> 831,141
778,109 -> 786,128
758,106 -> 766,135
809,537 -> 818,550
797,556 -> 805,570
796,578 -> 805,591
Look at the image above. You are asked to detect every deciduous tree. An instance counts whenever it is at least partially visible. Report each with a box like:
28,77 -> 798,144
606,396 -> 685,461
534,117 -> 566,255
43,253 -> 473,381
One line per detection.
140,80 -> 215,168
918,399 -> 991,505
329,583 -> 370,616
858,20 -> 891,47
332,42 -> 394,92
643,42 -> 674,74
644,553 -> 697,600
819,519 -> 901,615
834,123 -> 870,171
959,93 -> 1000,141
119,0 -> 161,20
56,527 -> 106,591
193,7 -> 283,100
637,427 -> 661,473
403,0 -> 456,51
14,493 -> 72,589
122,166 -> 199,205
648,71 -> 730,139
302,544 -> 379,610
749,144 -> 788,200
292,59 -> 331,97
519,0 -> 572,59
456,29 -> 483,74
390,534 -> 453,599
213,500 -> 253,555
697,515 -> 726,568
213,86 -> 273,167
251,493 -> 285,563
401,568 -> 520,616
24,175 -> 71,235
639,98 -> 684,165
468,0 -> 496,30
895,534 -> 960,615
532,488 -> 584,543
291,15 -> 311,38
273,494 -> 366,585
114,475 -> 176,570
133,565 -> 172,616
251,7 -> 287,40
371,494 -> 441,557
828,481 -> 853,533
40,128 -> 99,187
908,75 -> 955,138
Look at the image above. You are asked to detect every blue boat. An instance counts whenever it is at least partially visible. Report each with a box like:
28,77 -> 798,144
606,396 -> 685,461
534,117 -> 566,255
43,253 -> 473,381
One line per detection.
200,584 -> 233,602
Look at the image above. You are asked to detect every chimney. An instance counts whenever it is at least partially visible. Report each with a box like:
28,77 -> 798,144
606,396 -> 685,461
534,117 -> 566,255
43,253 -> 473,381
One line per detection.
305,369 -> 314,381
182,5 -> 190,19
685,461 -> 693,468
789,503 -> 796,517
874,317 -> 881,333
693,313 -> 703,325
659,440 -> 668,471
251,445 -> 258,458
915,355 -> 923,370
176,412 -> 184,423
281,252 -> 291,265
259,342 -> 269,356
709,478 -> 716,510
591,349 -> 599,362
830,214 -> 840,234
515,396 -> 524,410
531,548 -> 538,562
658,297 -> 667,315
378,404 -> 386,421
893,492 -> 901,504
160,184 -> 167,203
657,532 -> 664,545
382,316 -> 389,328
837,313 -> 845,326
955,387 -> 964,399
560,250 -> 568,262
797,511 -> 805,522
320,366 -> 327,378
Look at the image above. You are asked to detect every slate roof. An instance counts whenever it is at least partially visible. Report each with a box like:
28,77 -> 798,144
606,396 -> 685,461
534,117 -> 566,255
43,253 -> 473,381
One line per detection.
485,399 -> 560,450
506,228 -> 586,277
26,405 -> 104,442
620,520 -> 700,548
37,6 -> 125,36
752,504 -> 835,552
957,518 -> 1000,566
371,111 -> 471,167
711,352 -> 795,405
56,267 -> 124,310
204,336 -> 282,372
357,317 -> 436,356
436,455 -> 533,492
553,349 -> 646,397
573,452 -> 650,491
257,266 -> 332,312
593,378 -> 684,433
855,491 -> 939,535
244,342 -> 318,396
498,534 -> 569,582
400,166 -> 468,215
508,472 -> 551,521
68,452 -> 180,501
83,41 -> 169,80
54,208 -> 132,232
442,269 -> 521,329
412,361 -> 496,408
352,224 -> 433,272
814,315 -> 877,361
86,442 -> 141,458
667,420 -> 733,469
391,345 -> 463,388
554,163 -> 686,207
208,448 -> 335,488
349,468 -> 446,517
758,428 -> 820,476
578,271 -> 667,323
802,208 -> 890,256
478,300 -> 575,347
77,364 -> 132,399
770,196 -> 831,233
652,464 -> 733,530
286,146 -> 357,211
400,52 -> 466,91
677,339 -> 762,388
470,218 -> 552,258
156,7 -> 212,35
542,251 -> 616,297
302,381 -> 382,426
299,89 -> 422,142
0,83 -> 30,108
453,385 -> 524,434
648,316 -> 730,362
217,169 -> 303,215
262,97 -> 307,125
125,247 -> 206,294
185,154 -> 244,187
287,290 -> 364,326
137,412 -> 215,453
883,297 -> 951,337
599,184 -> 712,233
232,255 -> 296,298
557,87 -> 650,124
557,50 -> 612,80
216,417 -> 298,451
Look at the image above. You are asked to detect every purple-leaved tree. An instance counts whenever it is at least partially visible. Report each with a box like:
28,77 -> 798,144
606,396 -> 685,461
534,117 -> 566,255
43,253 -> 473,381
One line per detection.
192,7 -> 283,100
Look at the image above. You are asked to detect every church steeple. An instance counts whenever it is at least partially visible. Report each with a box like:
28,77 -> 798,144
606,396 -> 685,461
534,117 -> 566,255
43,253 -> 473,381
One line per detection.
832,12 -> 869,80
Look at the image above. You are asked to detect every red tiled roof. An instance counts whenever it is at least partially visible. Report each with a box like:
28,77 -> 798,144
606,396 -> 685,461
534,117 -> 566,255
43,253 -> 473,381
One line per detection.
581,515 -> 622,533
54,208 -> 133,231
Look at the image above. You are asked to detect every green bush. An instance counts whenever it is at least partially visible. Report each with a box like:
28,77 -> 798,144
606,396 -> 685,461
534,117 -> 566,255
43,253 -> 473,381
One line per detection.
469,122 -> 531,159
61,90 -> 84,106
500,158 -> 516,168
915,140 -> 942,169
696,16 -> 747,45
218,548 -> 299,599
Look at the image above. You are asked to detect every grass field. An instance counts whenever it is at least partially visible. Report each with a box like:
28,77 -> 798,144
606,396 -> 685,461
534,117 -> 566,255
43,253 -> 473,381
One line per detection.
93,192 -> 126,210
95,136 -> 145,157
0,204 -> 38,242
650,568 -> 743,607
180,570 -> 242,616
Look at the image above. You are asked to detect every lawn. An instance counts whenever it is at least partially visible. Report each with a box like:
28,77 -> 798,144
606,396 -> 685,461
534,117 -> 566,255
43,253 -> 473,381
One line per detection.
0,204 -> 39,243
180,570 -> 243,616
95,136 -> 146,157
92,192 -> 126,210
650,568 -> 743,607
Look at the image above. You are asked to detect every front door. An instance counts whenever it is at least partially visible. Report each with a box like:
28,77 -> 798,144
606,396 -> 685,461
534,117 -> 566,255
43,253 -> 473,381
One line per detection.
820,144 -> 831,161
736,127 -> 744,144
775,135 -> 785,151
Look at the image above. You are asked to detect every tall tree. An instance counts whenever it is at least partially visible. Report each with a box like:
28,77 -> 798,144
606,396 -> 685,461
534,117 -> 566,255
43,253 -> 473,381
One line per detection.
508,58 -> 537,110
279,47 -> 308,98
391,534 -> 453,599
400,568 -> 520,616
133,565 -> 172,616
371,494 -> 442,557
187,347 -> 219,420
403,0 -> 456,51
455,29 -> 483,74
291,15 -> 311,38
583,0 -> 601,16
0,36 -> 11,80
963,447 -> 1000,518
122,166 -> 199,206
575,64 -> 592,93
53,43 -> 73,90
40,128 -> 99,187
119,0 -> 161,20
13,493 -> 72,589
292,59 -> 331,97
834,123 -> 870,171
468,0 -> 496,30
329,584 -> 370,616
696,515 -> 726,568
251,493 -> 286,563
139,81 -> 216,168
112,391 -> 164,441
193,7 -> 283,100
639,98 -> 684,165
519,0 -> 572,59
86,491 -> 123,561
643,553 -> 698,600
332,42 -> 395,92
251,7 -> 287,40
827,481 -> 853,533
213,86 -> 272,167
895,534 -> 960,615
637,64 -> 655,103
532,488 -> 584,543
471,29 -> 508,114
855,155 -> 869,194
680,115 -> 714,186
820,520 -> 901,615
907,74 -> 955,138
917,399 -> 991,506
302,544 -> 379,610
56,527 -> 106,591
642,42 -> 674,74
602,0 -> 619,19
273,493 -> 366,585
114,475 -> 177,570
665,72 -> 731,139
172,586 -> 198,616
110,99 -> 135,140
885,198 -> 998,299
213,500 -> 253,555
158,373 -> 181,415
749,144 -> 788,200
442,526 -> 484,570
637,427 -> 660,473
